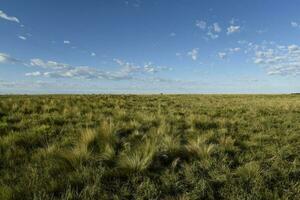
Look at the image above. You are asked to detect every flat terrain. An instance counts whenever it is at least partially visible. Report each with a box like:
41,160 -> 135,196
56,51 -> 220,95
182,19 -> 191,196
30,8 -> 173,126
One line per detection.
0,95 -> 299,200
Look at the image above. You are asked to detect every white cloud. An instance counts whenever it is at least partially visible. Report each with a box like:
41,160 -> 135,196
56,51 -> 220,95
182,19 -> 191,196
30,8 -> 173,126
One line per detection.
288,44 -> 300,53
114,59 -> 172,75
25,71 -> 41,76
18,35 -> 27,40
291,21 -> 300,28
207,22 -> 222,39
43,67 -> 108,79
27,61 -> 113,80
213,23 -> 221,32
26,57 -> 172,81
229,47 -> 241,52
196,20 -> 222,39
114,59 -> 143,75
187,48 -> 199,61
91,52 -> 96,56
227,25 -> 240,35
0,53 -> 21,64
30,59 -> 70,69
218,52 -> 227,59
0,50 -> 173,82
207,31 -> 219,39
0,10 -> 19,23
254,58 -> 264,64
196,20 -> 206,30
218,47 -> 241,60
63,40 -> 71,44
253,43 -> 300,76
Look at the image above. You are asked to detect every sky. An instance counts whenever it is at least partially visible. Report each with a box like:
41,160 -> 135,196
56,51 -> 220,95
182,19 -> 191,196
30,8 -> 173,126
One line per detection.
0,0 -> 300,94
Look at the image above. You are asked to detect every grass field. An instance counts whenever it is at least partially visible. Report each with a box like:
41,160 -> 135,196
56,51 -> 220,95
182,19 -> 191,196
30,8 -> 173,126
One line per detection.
0,95 -> 299,200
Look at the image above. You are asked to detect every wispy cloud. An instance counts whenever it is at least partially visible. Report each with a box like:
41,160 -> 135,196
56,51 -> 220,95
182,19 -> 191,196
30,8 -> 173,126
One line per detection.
207,23 -> 222,39
218,47 -> 241,59
187,48 -> 199,61
196,20 -> 222,39
0,10 -> 19,23
27,61 -> 114,80
291,21 -> 300,28
25,71 -> 41,77
227,25 -> 240,35
195,20 -> 206,30
218,52 -> 227,59
212,23 -> 221,32
0,50 -> 173,82
42,67 -> 109,79
18,35 -> 27,40
207,31 -> 219,39
63,40 -> 71,44
197,19 -> 242,39
30,59 -> 70,69
229,47 -> 241,52
253,43 -> 300,76
114,59 -> 172,75
26,57 -> 172,81
0,53 -> 21,64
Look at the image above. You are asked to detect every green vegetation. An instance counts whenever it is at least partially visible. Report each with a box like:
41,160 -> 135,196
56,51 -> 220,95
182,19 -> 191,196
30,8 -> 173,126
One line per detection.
0,95 -> 299,199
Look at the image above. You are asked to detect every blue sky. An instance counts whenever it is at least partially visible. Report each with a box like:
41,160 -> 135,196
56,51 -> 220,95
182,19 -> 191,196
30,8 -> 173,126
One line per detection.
0,0 -> 299,94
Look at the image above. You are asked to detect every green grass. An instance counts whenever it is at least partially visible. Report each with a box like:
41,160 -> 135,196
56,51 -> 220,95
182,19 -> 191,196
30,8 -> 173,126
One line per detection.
0,94 -> 299,199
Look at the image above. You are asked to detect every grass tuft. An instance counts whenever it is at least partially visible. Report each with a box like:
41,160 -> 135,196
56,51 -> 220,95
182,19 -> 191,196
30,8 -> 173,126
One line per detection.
117,138 -> 157,173
185,136 -> 216,159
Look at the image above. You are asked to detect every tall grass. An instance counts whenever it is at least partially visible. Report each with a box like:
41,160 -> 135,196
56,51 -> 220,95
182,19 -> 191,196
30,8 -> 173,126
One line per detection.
185,136 -> 216,159
52,129 -> 97,170
117,138 -> 157,173
0,94 -> 299,199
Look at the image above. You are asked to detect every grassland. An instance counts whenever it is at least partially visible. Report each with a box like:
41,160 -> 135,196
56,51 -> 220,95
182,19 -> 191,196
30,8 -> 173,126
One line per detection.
0,94 -> 299,200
